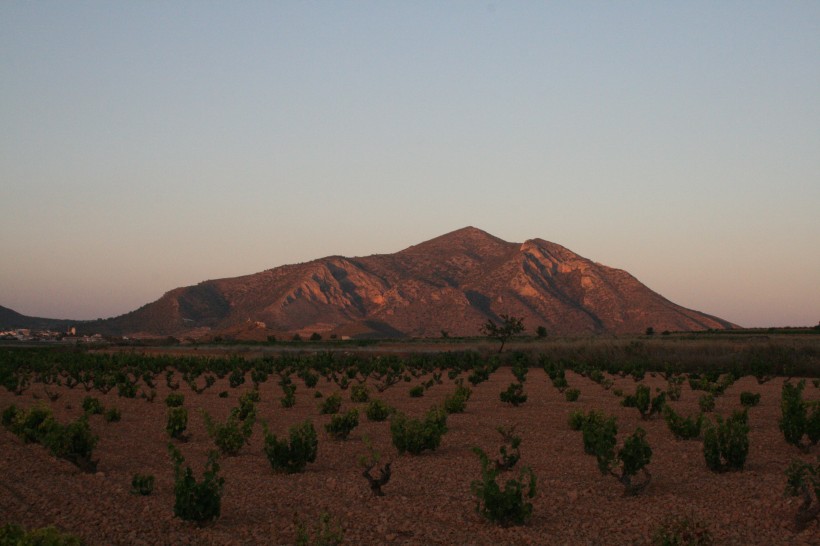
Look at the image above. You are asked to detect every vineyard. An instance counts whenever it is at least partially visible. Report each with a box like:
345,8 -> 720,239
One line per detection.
0,337 -> 819,545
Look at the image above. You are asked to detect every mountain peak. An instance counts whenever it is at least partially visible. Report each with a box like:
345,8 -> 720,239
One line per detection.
447,226 -> 498,238
399,226 -> 514,256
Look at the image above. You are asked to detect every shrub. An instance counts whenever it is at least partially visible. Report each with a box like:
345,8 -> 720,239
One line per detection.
409,385 -> 425,398
165,371 -> 180,390
365,399 -> 393,422
1,405 -> 19,429
699,393 -> 715,413
165,393 -> 185,407
294,512 -> 344,546
350,384 -> 370,403
568,410 -> 586,431
586,368 -> 608,386
42,415 -> 99,472
228,369 -> 245,389
499,383 -> 527,406
337,376 -> 350,391
622,384 -> 665,419
390,406 -> 448,455
359,436 -> 391,496
325,409 -> 359,440
168,444 -> 224,526
2,407 -> 84,470
580,410 -> 617,456
511,361 -> 528,383
203,410 -> 254,456
565,388 -> 580,402
740,392 -> 761,407
690,373 -> 735,397
444,382 -> 472,414
140,388 -> 157,402
442,392 -> 466,414
779,380 -> 820,450
82,396 -> 104,415
617,428 -> 653,494
319,393 -> 342,415
665,377 -> 684,401
4,404 -> 53,444
493,425 -> 522,471
713,374 -> 736,395
703,410 -> 749,472
470,447 -> 536,526
131,473 -> 155,495
104,407 -> 121,423
552,374 -> 569,392
186,374 -> 215,394
233,391 -> 260,421
781,381 -> 806,446
784,458 -> 820,530
810,405 -> 820,446
577,410 -> 652,495
538,355 -> 564,379
166,407 -> 189,440
117,381 -> 137,398
300,370 -> 319,388
651,512 -> 713,545
466,369 -> 485,386
280,385 -> 296,408
663,406 -> 703,440
243,389 -> 261,403
218,391 -> 228,398
0,524 -> 83,545
263,420 -> 318,473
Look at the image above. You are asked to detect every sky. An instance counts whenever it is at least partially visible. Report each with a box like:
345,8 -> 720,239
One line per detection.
1,2 -> 818,328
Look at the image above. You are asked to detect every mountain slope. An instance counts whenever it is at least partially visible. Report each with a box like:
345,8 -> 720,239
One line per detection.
79,226 -> 735,338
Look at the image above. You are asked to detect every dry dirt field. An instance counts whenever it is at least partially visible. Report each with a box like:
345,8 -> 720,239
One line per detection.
1,362 -> 819,545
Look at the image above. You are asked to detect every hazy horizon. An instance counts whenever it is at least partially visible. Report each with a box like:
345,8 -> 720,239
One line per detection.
2,3 -> 818,328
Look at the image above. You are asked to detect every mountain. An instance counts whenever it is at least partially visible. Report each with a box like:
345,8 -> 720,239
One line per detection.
71,227 -> 735,339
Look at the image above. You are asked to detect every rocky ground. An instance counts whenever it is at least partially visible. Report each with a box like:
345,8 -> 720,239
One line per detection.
1,368 -> 818,545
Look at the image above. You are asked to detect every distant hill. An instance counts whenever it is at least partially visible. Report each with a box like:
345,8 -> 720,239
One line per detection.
0,305 -> 76,331
68,226 -> 736,339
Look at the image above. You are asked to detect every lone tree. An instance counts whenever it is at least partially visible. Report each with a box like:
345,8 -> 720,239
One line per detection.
481,315 -> 525,353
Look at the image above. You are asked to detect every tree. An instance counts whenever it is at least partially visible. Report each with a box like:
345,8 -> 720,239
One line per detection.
480,315 -> 525,353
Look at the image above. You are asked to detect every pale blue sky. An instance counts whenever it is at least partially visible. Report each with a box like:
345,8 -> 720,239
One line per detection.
1,2 -> 818,327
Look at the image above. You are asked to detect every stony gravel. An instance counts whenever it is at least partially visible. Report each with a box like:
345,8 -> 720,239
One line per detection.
1,368 -> 818,545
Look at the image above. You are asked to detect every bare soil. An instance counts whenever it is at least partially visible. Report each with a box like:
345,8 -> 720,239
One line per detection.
1,369 -> 818,545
